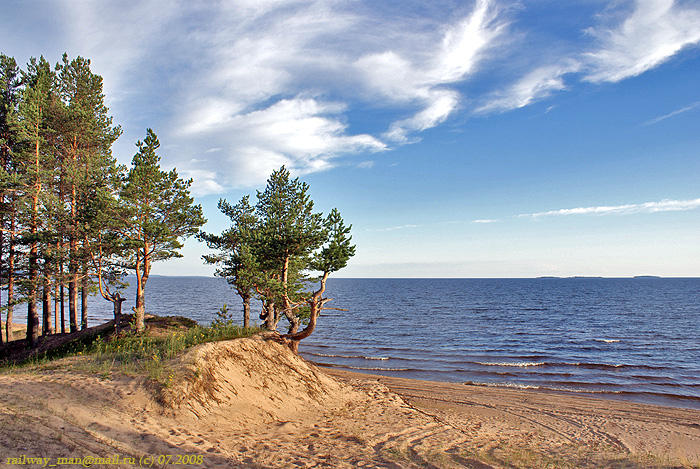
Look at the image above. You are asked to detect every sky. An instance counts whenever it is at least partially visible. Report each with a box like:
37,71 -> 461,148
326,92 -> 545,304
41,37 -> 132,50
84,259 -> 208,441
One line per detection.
1,0 -> 699,278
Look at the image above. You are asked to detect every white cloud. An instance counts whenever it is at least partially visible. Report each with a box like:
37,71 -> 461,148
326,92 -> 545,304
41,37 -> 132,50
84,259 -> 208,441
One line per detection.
359,0 -> 506,142
166,0 -> 507,190
187,97 -> 386,187
57,0 -> 181,105
583,0 -> 700,83
179,168 -> 227,197
477,0 -> 700,114
225,147 -> 293,189
473,219 -> 499,224
521,198 -> 700,218
132,0 -> 504,191
385,90 -> 460,142
644,100 -> 700,125
476,61 -> 580,113
19,0 -> 699,195
434,0 -> 503,83
370,224 -> 422,232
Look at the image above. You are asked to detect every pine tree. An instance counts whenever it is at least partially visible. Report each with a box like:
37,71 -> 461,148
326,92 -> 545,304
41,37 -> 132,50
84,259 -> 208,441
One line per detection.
202,166 -> 355,353
254,167 -> 325,334
12,56 -> 57,346
119,129 -> 205,331
54,54 -> 121,331
0,54 -> 21,343
199,196 -> 258,328
83,180 -> 130,332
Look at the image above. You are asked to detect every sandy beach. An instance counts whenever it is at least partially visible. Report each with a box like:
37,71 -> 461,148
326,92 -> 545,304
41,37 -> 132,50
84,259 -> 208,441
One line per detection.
1,335 -> 699,468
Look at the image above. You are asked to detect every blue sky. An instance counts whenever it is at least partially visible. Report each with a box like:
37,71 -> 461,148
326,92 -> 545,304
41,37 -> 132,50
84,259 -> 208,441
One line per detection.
2,0 -> 699,277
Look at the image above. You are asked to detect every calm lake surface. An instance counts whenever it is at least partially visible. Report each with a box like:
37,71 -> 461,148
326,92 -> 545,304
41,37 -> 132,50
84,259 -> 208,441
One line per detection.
17,276 -> 700,410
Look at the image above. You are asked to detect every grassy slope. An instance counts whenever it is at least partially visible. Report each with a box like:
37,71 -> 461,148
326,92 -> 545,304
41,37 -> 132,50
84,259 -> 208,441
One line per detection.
0,315 -> 259,383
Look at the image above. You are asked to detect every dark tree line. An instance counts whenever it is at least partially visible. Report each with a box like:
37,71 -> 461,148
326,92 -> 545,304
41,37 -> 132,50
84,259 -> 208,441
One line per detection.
0,53 -> 205,346
199,167 -> 355,353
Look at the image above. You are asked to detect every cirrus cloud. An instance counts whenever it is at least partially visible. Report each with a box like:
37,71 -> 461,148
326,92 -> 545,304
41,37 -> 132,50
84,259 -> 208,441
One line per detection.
583,0 -> 700,84
477,0 -> 700,114
6,0 -> 699,194
521,198 -> 700,219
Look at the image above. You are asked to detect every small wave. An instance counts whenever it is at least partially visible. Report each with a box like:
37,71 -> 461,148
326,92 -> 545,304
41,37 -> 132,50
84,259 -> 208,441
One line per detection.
573,362 -> 625,369
306,352 -> 389,361
594,339 -> 621,343
338,365 -> 411,372
566,362 -> 670,371
476,360 -> 664,371
478,361 -> 546,367
464,382 -> 700,408
464,381 -> 541,390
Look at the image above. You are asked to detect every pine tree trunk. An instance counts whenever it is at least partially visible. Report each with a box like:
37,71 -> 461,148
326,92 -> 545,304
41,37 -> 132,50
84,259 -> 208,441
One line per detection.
27,238 -> 39,346
81,265 -> 88,330
57,178 -> 65,334
262,301 -> 276,330
27,140 -> 40,347
133,248 -> 149,332
54,280 -> 60,334
42,274 -> 53,335
59,264 -> 65,334
42,249 -> 53,335
81,285 -> 88,330
288,339 -> 300,354
283,272 -> 329,354
242,294 -> 250,329
69,169 -> 78,333
280,255 -> 299,334
68,237 -> 77,332
114,294 -> 126,333
134,280 -> 145,331
68,277 -> 77,333
6,222 -> 14,342
0,212 -> 4,345
5,279 -> 12,342
27,300 -> 39,346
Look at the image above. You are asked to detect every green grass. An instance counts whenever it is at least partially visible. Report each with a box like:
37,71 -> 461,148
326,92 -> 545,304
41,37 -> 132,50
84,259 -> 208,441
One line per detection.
79,323 -> 259,381
1,317 -> 260,384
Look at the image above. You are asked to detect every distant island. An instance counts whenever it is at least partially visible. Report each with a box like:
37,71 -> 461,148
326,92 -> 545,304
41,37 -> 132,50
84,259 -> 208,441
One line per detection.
536,276 -> 663,279
536,276 -> 603,279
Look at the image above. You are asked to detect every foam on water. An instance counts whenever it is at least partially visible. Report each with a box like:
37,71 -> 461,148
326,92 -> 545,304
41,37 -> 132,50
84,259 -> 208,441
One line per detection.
477,361 -> 546,367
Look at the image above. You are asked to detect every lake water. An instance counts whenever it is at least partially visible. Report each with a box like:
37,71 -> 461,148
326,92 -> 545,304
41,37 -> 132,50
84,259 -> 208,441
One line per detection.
10,276 -> 700,410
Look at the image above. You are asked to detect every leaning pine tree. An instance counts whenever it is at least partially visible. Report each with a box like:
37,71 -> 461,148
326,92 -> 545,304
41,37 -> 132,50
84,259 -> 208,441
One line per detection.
202,166 -> 355,353
279,206 -> 355,353
82,167 -> 130,333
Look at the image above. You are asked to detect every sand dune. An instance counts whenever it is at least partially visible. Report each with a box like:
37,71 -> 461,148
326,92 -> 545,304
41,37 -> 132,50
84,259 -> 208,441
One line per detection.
1,335 -> 698,468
